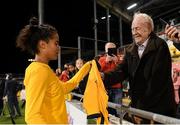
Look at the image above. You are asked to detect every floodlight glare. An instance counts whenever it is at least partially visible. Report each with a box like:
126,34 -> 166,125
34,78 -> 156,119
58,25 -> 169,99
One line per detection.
101,15 -> 111,20
127,3 -> 137,10
101,16 -> 106,20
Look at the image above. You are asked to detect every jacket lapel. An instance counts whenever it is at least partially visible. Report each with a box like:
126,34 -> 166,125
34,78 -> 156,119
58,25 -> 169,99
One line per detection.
127,42 -> 139,58
141,32 -> 157,58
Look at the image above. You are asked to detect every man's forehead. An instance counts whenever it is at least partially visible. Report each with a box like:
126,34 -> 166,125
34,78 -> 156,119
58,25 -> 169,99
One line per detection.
134,16 -> 145,22
132,18 -> 147,27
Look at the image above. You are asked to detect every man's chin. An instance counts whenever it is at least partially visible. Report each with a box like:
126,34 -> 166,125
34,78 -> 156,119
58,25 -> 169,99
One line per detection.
134,39 -> 142,44
133,38 -> 140,44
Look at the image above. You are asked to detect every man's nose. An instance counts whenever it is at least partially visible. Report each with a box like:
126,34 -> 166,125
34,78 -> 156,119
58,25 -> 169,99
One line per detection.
132,29 -> 137,35
132,31 -> 137,36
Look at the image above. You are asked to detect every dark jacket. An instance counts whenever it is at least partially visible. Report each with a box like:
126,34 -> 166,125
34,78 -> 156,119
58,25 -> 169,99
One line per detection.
73,69 -> 89,94
104,32 -> 176,117
0,78 -> 5,98
3,79 -> 19,97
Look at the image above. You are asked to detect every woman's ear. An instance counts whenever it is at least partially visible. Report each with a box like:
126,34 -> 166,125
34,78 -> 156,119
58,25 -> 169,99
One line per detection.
39,40 -> 47,49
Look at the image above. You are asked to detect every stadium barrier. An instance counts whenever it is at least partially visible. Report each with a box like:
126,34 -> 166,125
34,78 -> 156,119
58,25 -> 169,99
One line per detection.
71,92 -> 180,124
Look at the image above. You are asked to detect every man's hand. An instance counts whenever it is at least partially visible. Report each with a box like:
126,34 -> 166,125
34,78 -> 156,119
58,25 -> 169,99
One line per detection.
105,55 -> 118,64
165,25 -> 180,42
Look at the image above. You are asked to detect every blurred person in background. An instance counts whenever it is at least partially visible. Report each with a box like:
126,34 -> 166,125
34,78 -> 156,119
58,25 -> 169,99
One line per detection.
3,73 -> 22,118
55,67 -> 61,77
165,25 -> 180,50
98,42 -> 122,117
166,25 -> 180,118
74,58 -> 88,95
59,63 -> 69,82
68,62 -> 76,79
0,77 -> 5,116
20,84 -> 26,108
75,58 -> 84,71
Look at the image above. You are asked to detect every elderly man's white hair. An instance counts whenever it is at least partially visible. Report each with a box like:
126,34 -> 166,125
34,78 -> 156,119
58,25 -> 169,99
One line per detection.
105,42 -> 116,52
133,12 -> 154,31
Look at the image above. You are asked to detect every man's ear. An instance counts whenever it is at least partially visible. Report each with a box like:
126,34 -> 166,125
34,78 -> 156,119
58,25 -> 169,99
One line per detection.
39,40 -> 47,49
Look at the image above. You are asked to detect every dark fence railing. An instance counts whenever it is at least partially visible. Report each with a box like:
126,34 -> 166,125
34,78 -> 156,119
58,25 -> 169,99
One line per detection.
71,92 -> 180,124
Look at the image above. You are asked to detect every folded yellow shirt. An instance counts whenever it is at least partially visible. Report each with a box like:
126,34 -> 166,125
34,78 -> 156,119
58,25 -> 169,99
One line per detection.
83,60 -> 109,124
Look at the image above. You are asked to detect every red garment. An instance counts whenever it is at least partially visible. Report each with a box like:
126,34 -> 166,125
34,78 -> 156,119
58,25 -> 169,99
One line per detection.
98,56 -> 121,88
59,70 -> 69,82
99,56 -> 117,73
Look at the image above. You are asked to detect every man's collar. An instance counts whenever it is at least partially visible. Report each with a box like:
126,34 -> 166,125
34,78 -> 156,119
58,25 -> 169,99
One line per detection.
136,37 -> 149,48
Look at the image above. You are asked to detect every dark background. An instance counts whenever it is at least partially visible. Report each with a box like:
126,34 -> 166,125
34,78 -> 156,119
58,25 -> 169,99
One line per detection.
0,0 -> 132,74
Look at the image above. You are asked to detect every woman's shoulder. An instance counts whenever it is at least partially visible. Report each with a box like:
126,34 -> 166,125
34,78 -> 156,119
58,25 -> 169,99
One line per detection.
26,62 -> 50,73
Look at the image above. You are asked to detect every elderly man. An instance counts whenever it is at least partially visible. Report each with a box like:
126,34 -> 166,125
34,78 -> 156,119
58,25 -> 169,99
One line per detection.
103,13 -> 176,123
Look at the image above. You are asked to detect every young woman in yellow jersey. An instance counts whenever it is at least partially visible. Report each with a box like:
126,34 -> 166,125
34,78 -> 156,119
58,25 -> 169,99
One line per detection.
16,17 -> 91,124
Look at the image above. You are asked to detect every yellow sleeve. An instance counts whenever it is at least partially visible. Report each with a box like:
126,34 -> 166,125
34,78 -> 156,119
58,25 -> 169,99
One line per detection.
25,67 -> 49,124
62,61 -> 91,94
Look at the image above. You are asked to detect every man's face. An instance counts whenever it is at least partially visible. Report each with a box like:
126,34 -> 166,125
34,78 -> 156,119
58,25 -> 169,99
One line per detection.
131,16 -> 151,45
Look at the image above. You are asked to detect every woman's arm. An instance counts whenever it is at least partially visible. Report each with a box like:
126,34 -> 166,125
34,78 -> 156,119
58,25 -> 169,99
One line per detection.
62,61 -> 91,94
